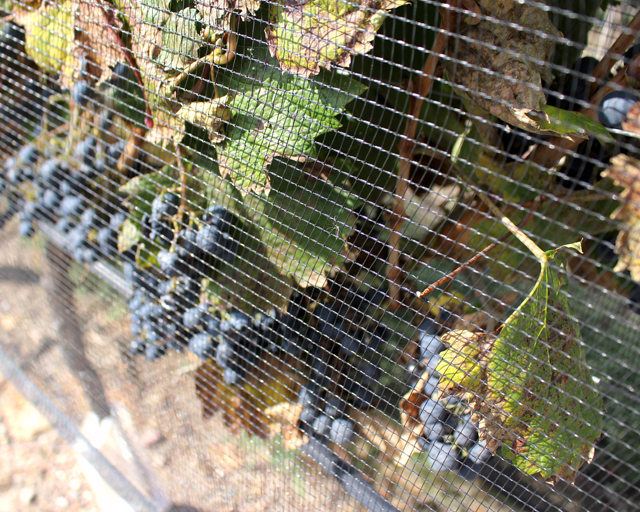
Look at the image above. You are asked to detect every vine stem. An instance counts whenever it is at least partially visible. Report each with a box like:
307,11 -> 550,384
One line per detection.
387,2 -> 458,310
417,198 -> 543,298
99,3 -> 153,129
176,145 -> 189,223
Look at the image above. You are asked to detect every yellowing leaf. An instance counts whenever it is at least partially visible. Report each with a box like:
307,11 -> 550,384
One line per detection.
602,154 -> 640,283
23,1 -> 73,73
265,0 -> 408,78
434,242 -> 603,484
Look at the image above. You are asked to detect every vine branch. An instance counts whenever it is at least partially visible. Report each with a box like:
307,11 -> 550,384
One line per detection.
387,2 -> 459,310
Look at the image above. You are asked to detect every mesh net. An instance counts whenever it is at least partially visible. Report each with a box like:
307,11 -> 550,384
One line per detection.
1,0 -> 640,511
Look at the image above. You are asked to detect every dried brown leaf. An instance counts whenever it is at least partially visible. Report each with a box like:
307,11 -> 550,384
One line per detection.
621,101 -> 640,136
445,0 -> 562,134
70,0 -> 127,84
195,0 -> 260,32
265,0 -> 408,78
602,154 -> 640,282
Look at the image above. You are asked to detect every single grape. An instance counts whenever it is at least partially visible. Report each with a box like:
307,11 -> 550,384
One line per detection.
80,208 -> 98,228
324,395 -> 346,419
215,340 -> 233,368
55,217 -> 71,234
71,80 -> 93,106
223,367 -> 240,386
82,248 -> 98,263
109,212 -> 127,230
453,414 -> 477,448
598,90 -> 639,129
58,195 -> 84,217
419,399 -> 446,426
18,220 -> 34,237
466,439 -> 491,466
426,441 -> 459,473
18,144 -> 38,165
157,250 -> 181,277
145,342 -> 166,362
96,227 -> 118,257
41,190 -> 62,212
183,305 -> 204,330
188,333 -> 214,359
312,414 -> 332,436
73,136 -> 96,166
330,418 -> 355,446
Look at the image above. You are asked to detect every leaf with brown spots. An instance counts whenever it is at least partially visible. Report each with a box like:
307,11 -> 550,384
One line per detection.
265,0 -> 408,78
602,154 -> 640,283
445,0 -> 563,134
435,242 -> 603,484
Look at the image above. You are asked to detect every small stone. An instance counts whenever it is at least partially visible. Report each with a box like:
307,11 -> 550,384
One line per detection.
55,496 -> 69,508
139,429 -> 164,447
69,478 -> 81,491
19,487 -> 36,504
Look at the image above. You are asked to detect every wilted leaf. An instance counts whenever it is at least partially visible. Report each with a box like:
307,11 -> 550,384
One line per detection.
602,154 -> 640,283
266,0 -> 408,78
156,8 -> 204,72
445,0 -> 562,134
437,330 -> 487,395
22,1 -> 73,73
71,0 -> 127,84
117,218 -> 141,253
436,241 -> 603,484
621,101 -> 640,137
195,0 -> 260,32
219,44 -> 365,194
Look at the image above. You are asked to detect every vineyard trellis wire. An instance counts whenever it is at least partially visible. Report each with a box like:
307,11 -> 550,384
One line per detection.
1,0 -> 640,511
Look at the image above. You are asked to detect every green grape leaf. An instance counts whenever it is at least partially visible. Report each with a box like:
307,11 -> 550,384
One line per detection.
436,241 -> 603,484
23,2 -> 73,73
536,105 -> 614,145
156,8 -> 204,72
265,0 -> 408,78
219,45 -> 366,195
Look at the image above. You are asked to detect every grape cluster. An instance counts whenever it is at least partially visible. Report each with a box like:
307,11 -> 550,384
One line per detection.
406,322 -> 491,475
291,287 -> 390,445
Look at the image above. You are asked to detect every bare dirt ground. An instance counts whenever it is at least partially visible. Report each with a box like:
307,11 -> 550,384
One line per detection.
0,218 -> 523,512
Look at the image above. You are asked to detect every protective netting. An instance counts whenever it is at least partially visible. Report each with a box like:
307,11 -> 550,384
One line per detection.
1,0 -> 640,511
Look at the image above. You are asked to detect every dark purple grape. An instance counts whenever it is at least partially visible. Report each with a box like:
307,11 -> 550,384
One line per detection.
55,217 -> 71,234
598,90 -> 639,129
39,158 -> 63,187
80,208 -> 98,228
109,212 -> 127,230
96,227 -> 118,257
183,305 -> 204,330
73,136 -> 96,166
42,189 -> 61,211
71,80 -> 93,106
156,249 -> 178,273
188,333 -> 214,359
330,418 -> 354,445
58,195 -> 84,217
18,220 -> 34,237
426,441 -> 459,473
145,342 -> 166,361
18,144 -> 38,165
